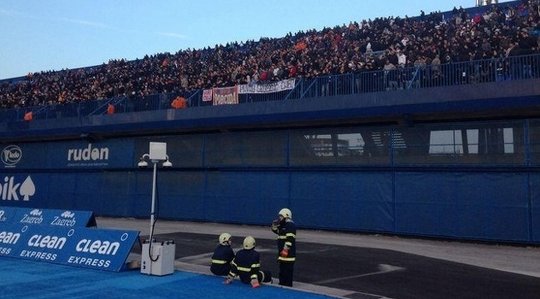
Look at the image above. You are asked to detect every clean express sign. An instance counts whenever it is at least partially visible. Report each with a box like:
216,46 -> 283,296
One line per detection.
0,224 -> 139,272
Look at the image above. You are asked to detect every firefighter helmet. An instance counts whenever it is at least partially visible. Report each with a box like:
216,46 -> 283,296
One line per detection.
219,233 -> 232,245
243,236 -> 256,250
279,208 -> 292,219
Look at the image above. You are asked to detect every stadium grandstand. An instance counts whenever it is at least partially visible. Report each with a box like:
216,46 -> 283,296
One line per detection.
1,0 -> 540,244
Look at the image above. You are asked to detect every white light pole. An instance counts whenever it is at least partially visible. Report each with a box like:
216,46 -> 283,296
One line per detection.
138,142 -> 176,276
137,142 -> 172,241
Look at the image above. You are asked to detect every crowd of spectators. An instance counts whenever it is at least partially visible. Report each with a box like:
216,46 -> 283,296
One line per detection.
0,0 -> 539,110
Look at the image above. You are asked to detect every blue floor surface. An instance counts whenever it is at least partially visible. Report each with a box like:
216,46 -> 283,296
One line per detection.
0,258 -> 336,298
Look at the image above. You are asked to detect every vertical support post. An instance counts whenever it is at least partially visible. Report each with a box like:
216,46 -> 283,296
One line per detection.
150,161 -> 157,241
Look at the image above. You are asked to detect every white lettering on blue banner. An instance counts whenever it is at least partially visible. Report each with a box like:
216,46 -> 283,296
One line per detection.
67,143 -> 110,167
238,79 -> 295,94
0,176 -> 35,201
0,223 -> 139,272
0,206 -> 96,227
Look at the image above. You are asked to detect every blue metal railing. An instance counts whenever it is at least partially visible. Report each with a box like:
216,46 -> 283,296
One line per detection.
3,53 -> 539,123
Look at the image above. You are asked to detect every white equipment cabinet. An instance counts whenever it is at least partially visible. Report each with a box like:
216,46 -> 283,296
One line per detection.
140,240 -> 176,276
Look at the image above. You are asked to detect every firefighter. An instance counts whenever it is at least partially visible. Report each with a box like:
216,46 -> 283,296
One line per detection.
210,233 -> 235,276
223,236 -> 272,288
271,208 -> 296,286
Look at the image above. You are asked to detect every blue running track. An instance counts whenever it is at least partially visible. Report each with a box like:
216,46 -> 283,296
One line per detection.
0,258 -> 337,299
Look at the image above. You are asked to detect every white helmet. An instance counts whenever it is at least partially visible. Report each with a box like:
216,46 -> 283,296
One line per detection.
219,233 -> 232,245
243,236 -> 256,250
279,208 -> 292,219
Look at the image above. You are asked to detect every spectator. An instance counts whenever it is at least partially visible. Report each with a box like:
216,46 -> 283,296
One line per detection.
383,59 -> 398,90
0,0 -> 538,110
171,96 -> 187,109
107,103 -> 115,115
397,49 -> 407,67
23,111 -> 33,121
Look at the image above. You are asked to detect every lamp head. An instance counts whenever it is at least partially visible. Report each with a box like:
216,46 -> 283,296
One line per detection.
137,159 -> 148,168
162,160 -> 172,168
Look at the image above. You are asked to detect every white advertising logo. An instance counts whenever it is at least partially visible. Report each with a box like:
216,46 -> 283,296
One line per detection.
0,176 -> 35,201
20,209 -> 43,224
67,144 -> 109,162
20,231 -> 69,262
1,145 -> 22,167
50,211 -> 77,227
67,144 -> 110,167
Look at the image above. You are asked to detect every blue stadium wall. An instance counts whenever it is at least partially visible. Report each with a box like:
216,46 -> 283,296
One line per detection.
1,124 -> 540,244
1,79 -> 540,244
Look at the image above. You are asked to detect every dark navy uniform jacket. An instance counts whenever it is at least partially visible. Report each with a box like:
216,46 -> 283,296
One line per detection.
210,244 -> 234,276
272,219 -> 296,262
228,248 -> 261,284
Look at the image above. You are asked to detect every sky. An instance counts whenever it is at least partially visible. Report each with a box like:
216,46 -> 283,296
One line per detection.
0,0 -> 513,80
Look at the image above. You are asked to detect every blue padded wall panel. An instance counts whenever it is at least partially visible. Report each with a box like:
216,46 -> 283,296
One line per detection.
45,173 -> 76,210
395,172 -> 530,242
0,173 -> 51,209
289,172 -> 394,232
528,173 -> 540,242
100,171 -> 137,217
153,172 -> 207,221
131,171 -> 161,218
204,171 -> 290,224
72,173 -> 105,212
2,167 -> 537,244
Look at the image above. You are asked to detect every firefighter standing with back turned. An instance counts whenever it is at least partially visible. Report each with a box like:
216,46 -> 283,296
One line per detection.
271,208 -> 296,286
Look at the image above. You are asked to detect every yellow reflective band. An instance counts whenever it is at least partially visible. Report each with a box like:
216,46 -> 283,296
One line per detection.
250,274 -> 258,279
285,242 -> 292,247
251,263 -> 260,268
212,259 -> 227,264
237,266 -> 251,272
286,233 -> 296,238
278,256 -> 296,262
277,236 -> 287,239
